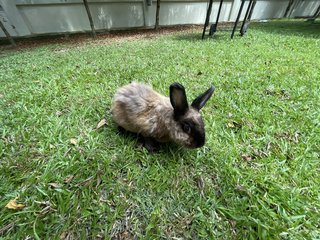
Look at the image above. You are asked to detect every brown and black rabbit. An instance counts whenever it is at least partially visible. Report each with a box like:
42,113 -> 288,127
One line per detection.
111,82 -> 215,151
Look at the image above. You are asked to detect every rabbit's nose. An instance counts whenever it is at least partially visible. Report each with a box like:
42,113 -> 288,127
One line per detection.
193,135 -> 205,148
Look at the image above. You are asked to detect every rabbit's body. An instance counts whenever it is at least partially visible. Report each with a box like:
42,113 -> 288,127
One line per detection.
111,82 -> 214,150
112,82 -> 172,142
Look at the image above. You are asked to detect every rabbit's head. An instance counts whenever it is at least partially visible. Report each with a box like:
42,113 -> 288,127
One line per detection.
169,83 -> 215,148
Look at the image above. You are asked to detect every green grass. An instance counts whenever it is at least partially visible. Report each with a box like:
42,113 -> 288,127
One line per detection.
0,20 -> 319,239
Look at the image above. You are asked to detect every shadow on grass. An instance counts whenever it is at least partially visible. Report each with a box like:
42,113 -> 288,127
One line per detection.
250,19 -> 320,39
174,20 -> 320,42
110,125 -> 185,153
173,31 -> 234,42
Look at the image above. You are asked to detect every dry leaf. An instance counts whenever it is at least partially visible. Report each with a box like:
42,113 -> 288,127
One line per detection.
64,175 -> 74,184
70,138 -> 77,145
241,154 -> 252,161
63,148 -> 71,157
60,231 -> 75,240
56,110 -> 63,117
96,177 -> 102,188
0,222 -> 15,235
75,176 -> 94,187
48,182 -> 61,188
5,198 -> 25,210
96,119 -> 107,129
227,121 -> 242,129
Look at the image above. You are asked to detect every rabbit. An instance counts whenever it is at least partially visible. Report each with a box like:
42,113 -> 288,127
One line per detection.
111,82 -> 215,152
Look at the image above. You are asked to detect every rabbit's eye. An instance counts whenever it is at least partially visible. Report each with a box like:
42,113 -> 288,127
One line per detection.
182,124 -> 191,134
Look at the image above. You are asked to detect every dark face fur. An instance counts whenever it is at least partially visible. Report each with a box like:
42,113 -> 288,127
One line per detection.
170,83 -> 215,148
178,109 -> 206,148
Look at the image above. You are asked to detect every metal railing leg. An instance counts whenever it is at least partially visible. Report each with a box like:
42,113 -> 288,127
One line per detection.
202,0 -> 214,39
209,0 -> 224,36
214,0 -> 224,28
83,0 -> 96,38
240,0 -> 254,36
231,0 -> 246,39
0,20 -> 16,47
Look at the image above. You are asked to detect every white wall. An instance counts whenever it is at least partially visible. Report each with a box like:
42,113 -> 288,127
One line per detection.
0,0 -> 319,38
252,1 -> 289,19
291,0 -> 319,17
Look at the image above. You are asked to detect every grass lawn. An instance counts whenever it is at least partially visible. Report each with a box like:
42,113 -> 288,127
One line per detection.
0,20 -> 319,239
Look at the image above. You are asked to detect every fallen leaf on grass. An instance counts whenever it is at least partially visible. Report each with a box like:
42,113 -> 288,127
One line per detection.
70,138 -> 77,145
55,110 -> 63,117
64,175 -> 74,184
39,205 -> 53,216
96,171 -> 103,187
60,231 -> 75,240
227,121 -> 242,129
63,148 -> 72,158
96,119 -> 107,130
0,222 -> 15,235
48,182 -> 61,188
34,200 -> 56,216
253,148 -> 268,158
5,198 -> 25,210
196,176 -> 205,197
75,176 -> 94,187
241,154 -> 253,161
275,132 -> 299,143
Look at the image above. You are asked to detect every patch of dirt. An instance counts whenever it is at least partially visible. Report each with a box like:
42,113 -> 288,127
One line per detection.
0,25 -> 205,52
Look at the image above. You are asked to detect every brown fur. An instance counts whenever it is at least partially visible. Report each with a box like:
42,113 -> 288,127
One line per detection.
112,82 -> 198,147
111,82 -> 214,148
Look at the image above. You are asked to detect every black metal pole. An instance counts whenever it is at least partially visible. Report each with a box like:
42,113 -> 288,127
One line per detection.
240,0 -> 253,36
284,0 -> 294,18
311,3 -> 320,20
215,0 -> 224,26
155,0 -> 161,29
247,0 -> 256,21
0,20 -> 16,47
83,0 -> 96,38
209,0 -> 223,36
231,0 -> 246,39
202,0 -> 214,39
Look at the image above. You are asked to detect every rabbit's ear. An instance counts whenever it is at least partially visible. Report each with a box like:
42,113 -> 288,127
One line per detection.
191,86 -> 215,111
170,83 -> 189,118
